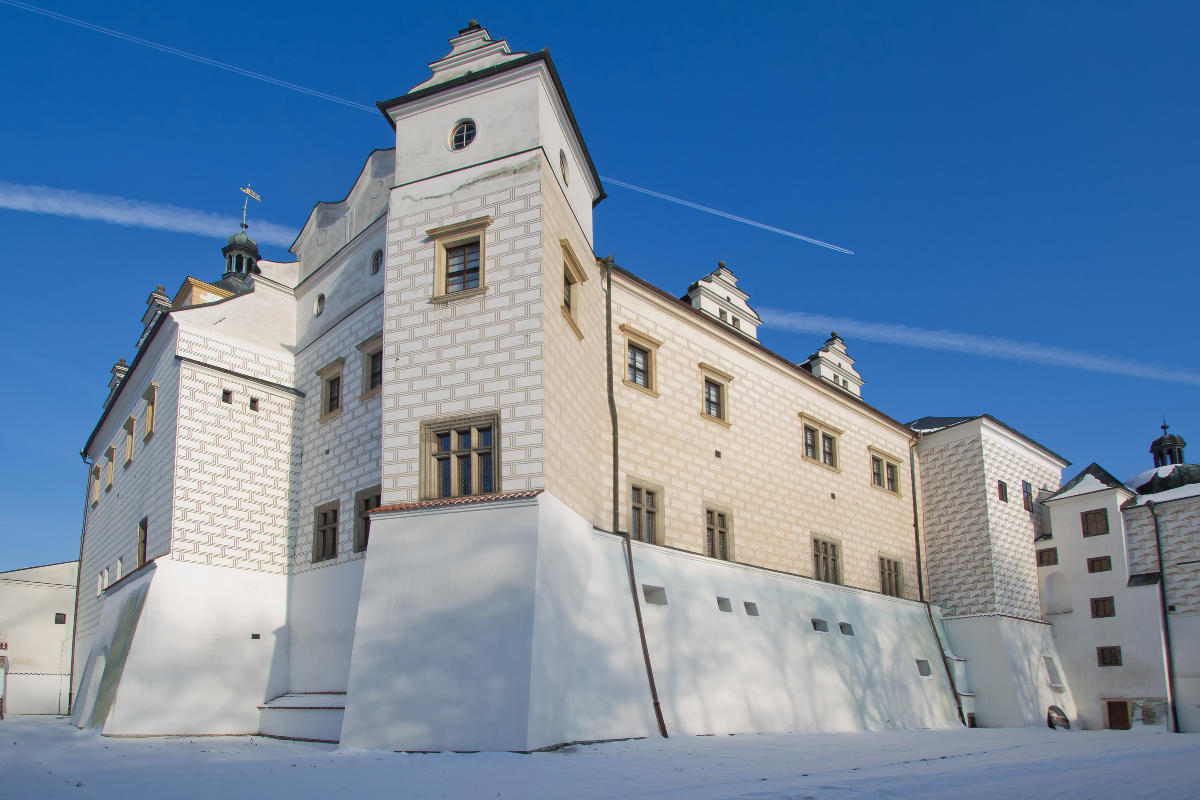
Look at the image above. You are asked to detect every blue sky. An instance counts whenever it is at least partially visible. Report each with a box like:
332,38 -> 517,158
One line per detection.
0,1 -> 1196,572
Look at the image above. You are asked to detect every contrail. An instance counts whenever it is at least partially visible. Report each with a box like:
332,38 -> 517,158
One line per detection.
760,308 -> 1200,387
0,0 -> 850,254
0,181 -> 298,248
601,177 -> 854,254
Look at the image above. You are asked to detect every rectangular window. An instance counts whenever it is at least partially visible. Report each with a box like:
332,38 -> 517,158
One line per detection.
420,413 -> 499,500
104,447 -> 115,491
800,415 -> 841,471
1097,646 -> 1123,667
317,357 -> 345,422
357,333 -> 384,398
699,363 -> 733,423
354,485 -> 381,553
123,416 -> 136,466
628,343 -> 650,387
54,612 -> 66,625
1087,555 -> 1113,573
703,378 -> 723,419
428,216 -> 492,301
705,506 -> 731,560
90,465 -> 101,506
1090,596 -> 1116,618
880,557 -> 902,597
630,483 -> 661,544
1022,481 -> 1034,511
997,480 -> 1008,502
137,517 -> 148,568
1036,547 -> 1058,567
142,384 -> 157,440
870,451 -> 901,494
1082,509 -> 1109,537
813,538 -> 840,584
312,501 -> 339,563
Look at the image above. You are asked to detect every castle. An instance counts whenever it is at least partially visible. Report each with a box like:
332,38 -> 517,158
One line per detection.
64,24 -> 1195,748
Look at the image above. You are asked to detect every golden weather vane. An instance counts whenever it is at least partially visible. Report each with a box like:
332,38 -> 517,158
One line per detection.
239,182 -> 261,229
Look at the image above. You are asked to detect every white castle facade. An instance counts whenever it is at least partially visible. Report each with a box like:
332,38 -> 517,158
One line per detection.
64,24 -> 1196,747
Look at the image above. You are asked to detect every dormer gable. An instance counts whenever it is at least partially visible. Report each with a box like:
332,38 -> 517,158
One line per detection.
684,263 -> 762,339
409,22 -> 528,93
801,332 -> 864,397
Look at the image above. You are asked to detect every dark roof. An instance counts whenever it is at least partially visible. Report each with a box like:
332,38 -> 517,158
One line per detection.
1045,462 -> 1127,500
376,50 -> 606,207
906,414 -> 1070,467
1128,463 -> 1200,496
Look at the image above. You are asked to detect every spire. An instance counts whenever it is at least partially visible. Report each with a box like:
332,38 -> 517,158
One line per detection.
222,183 -> 262,279
1150,420 -> 1187,467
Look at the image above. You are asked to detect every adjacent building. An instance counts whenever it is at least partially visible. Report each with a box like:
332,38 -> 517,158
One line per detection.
0,561 -> 77,716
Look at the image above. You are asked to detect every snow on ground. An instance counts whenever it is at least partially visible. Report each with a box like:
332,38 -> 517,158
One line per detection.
4,717 -> 1199,800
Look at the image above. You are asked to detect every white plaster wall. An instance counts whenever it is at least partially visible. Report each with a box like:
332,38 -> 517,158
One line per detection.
1171,613 -> 1200,732
1042,487 -> 1167,728
344,493 -> 959,752
942,616 -> 1076,727
341,499 -> 541,751
0,562 -> 76,714
88,560 -> 288,735
286,561 -> 364,692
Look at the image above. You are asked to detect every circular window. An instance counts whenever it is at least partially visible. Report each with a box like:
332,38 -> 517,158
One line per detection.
450,119 -> 476,151
314,293 -> 326,317
559,149 -> 569,185
370,249 -> 383,275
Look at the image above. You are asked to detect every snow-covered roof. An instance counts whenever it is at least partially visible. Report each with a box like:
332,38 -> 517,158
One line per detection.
1045,463 -> 1127,502
1124,463 -> 1200,506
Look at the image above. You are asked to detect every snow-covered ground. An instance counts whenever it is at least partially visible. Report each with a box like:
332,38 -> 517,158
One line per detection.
4,717 -> 1199,799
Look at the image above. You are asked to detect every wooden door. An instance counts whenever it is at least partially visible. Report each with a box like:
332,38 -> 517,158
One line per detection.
1107,700 -> 1130,730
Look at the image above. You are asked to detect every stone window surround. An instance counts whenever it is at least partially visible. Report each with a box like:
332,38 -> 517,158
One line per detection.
90,464 -> 101,507
879,555 -> 903,597
629,477 -> 664,545
356,332 -> 384,400
312,500 -> 340,563
142,383 -> 158,441
621,324 -> 661,397
1036,547 -> 1059,567
122,416 -> 137,468
559,238 -> 587,340
704,502 -> 733,561
800,413 -> 842,472
418,411 -> 501,501
316,357 -> 345,423
104,447 -> 115,492
813,535 -> 842,584
699,362 -> 733,426
868,446 -> 903,496
354,484 -> 381,553
427,216 -> 492,303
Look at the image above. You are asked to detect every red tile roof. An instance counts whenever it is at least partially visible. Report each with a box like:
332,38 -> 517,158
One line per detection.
371,490 -> 543,514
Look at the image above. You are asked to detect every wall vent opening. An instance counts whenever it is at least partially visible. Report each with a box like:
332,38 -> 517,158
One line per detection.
642,585 -> 667,606
744,601 -> 759,616
915,658 -> 932,677
811,618 -> 829,632
839,622 -> 854,636
716,596 -> 733,613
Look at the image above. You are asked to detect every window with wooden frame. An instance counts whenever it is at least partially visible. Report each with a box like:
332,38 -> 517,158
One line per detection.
1081,508 -> 1109,537
704,505 -> 732,560
420,413 -> 499,500
813,537 -> 841,584
800,414 -> 841,470
354,485 -> 381,552
630,482 -> 661,544
312,501 -> 339,563
122,416 -> 136,466
427,217 -> 491,301
699,363 -> 732,424
104,447 -> 115,491
137,517 -> 148,568
621,325 -> 661,396
1022,481 -> 1034,511
142,383 -> 157,440
316,357 -> 345,422
880,557 -> 902,597
870,449 -> 901,495
90,464 -> 101,506
1096,646 -> 1123,667
357,333 -> 383,400
560,239 -> 586,338
997,480 -> 1008,502
1090,596 -> 1116,618
1087,555 -> 1113,573
1036,547 -> 1059,567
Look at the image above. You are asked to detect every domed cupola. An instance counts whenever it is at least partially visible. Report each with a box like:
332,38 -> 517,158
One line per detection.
1151,421 -> 1187,467
222,184 -> 262,279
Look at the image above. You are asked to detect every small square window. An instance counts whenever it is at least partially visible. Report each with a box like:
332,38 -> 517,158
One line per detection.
1090,596 -> 1116,618
811,618 -> 830,632
1082,509 -> 1109,537
1036,548 -> 1059,567
1087,555 -> 1113,573
1097,646 -> 1123,667
222,389 -> 233,404
717,596 -> 733,612
744,601 -> 759,616
915,658 -> 932,677
642,585 -> 667,606
249,397 -> 260,412
997,480 -> 1008,502
54,612 -> 66,625
838,622 -> 854,636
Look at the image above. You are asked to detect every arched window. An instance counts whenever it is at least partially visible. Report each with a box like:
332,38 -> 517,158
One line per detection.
371,249 -> 383,275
